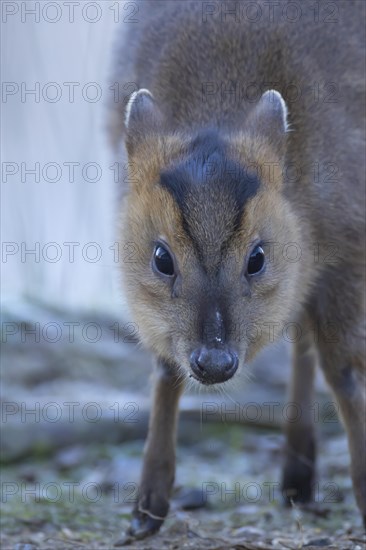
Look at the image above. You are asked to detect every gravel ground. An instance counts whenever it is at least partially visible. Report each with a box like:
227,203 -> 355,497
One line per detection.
1,304 -> 365,549
1,431 -> 365,550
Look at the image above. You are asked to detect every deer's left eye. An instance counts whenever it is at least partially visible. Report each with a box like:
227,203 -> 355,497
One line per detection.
247,244 -> 265,276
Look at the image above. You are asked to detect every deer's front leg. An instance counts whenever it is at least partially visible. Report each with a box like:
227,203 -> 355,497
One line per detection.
129,359 -> 185,539
318,339 -> 366,528
282,323 -> 317,504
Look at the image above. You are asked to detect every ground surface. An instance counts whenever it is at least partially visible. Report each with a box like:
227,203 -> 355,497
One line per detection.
1,432 -> 365,550
1,304 -> 365,549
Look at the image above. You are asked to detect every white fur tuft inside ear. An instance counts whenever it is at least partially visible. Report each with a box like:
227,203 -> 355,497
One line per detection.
125,88 -> 154,129
262,89 -> 289,133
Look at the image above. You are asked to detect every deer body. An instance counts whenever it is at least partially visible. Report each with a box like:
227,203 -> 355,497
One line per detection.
110,1 -> 366,538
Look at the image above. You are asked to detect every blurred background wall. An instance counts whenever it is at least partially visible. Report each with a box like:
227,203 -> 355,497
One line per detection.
2,0 -> 123,315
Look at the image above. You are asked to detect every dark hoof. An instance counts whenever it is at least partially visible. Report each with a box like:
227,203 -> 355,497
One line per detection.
127,489 -> 169,541
127,510 -> 164,540
282,459 -> 315,505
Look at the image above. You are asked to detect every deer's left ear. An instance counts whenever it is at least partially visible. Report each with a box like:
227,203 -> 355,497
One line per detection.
124,89 -> 164,155
247,90 -> 289,156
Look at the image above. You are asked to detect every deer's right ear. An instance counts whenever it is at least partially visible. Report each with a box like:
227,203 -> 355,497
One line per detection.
124,89 -> 163,155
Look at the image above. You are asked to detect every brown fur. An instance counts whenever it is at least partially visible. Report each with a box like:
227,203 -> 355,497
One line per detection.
110,0 -> 366,537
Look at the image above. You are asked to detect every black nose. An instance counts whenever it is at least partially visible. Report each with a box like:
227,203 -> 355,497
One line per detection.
190,347 -> 238,384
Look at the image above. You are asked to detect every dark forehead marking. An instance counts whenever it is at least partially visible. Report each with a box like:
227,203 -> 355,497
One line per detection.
160,129 -> 260,266
160,130 -> 259,214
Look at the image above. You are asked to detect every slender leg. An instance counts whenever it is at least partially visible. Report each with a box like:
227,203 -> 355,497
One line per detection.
317,337 -> 366,527
282,319 -> 317,503
129,359 -> 185,539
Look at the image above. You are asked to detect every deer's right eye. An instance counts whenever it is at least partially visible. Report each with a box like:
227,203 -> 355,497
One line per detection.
153,245 -> 175,277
